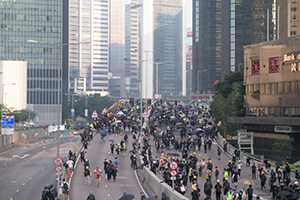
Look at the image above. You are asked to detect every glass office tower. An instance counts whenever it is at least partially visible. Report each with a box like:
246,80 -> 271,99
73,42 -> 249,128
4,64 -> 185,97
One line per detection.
0,0 -> 62,125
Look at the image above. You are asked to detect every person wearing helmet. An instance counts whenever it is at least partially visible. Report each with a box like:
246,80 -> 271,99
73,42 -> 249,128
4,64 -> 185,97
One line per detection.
223,139 -> 228,152
260,171 -> 266,191
223,177 -> 230,196
49,184 -> 57,200
130,153 -> 137,169
84,165 -> 91,185
94,167 -> 102,187
214,179 -> 222,200
191,186 -> 199,200
225,187 -> 235,200
204,176 -> 213,197
208,138 -> 212,151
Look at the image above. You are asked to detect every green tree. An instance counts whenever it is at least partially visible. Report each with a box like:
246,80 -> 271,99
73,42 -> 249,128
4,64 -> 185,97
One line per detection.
210,70 -> 245,137
273,137 -> 295,156
12,109 -> 37,125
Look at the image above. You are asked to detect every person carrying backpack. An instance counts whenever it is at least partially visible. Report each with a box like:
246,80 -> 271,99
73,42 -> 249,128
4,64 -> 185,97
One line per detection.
214,179 -> 222,200
214,166 -> 220,181
84,166 -> 91,185
60,179 -> 69,200
94,167 -> 102,187
87,191 -> 96,200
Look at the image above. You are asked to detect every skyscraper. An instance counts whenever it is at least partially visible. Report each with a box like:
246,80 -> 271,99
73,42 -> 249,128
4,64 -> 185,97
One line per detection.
0,0 -> 62,125
192,0 -> 222,95
125,0 -> 141,97
221,0 -> 276,77
140,0 -> 184,98
278,0 -> 300,39
68,0 -> 109,93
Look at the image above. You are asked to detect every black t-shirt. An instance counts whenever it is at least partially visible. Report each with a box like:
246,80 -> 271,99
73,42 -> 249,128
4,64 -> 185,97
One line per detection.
87,194 -> 95,200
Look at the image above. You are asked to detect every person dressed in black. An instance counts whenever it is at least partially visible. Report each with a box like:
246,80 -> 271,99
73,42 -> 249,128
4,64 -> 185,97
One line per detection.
110,142 -> 114,155
204,176 -> 213,197
251,163 -> 256,179
214,179 -> 222,200
246,185 -> 253,200
87,191 -> 95,200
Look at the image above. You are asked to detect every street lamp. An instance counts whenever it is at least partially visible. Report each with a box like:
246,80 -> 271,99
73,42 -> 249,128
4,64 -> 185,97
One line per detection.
27,39 -> 90,158
154,62 -> 164,98
1,82 -> 16,145
28,87 -> 39,141
197,69 -> 207,94
28,39 -> 90,193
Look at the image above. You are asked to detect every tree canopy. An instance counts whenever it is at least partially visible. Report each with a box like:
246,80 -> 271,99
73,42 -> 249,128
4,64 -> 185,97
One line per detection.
210,70 -> 245,137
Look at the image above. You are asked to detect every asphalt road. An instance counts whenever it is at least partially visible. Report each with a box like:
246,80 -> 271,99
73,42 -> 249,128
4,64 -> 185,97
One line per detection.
0,136 -> 78,200
69,131 -> 142,200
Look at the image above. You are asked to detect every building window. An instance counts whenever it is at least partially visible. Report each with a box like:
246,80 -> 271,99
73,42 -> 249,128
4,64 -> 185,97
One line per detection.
269,57 -> 279,73
252,60 -> 260,75
291,31 -> 297,35
284,82 -> 291,93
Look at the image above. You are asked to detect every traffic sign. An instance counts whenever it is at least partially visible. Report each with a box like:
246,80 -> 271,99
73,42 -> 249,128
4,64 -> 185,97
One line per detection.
2,118 -> 14,128
71,109 -> 75,117
170,170 -> 177,177
91,110 -> 98,118
55,165 -> 62,172
169,161 -> 178,170
54,157 -> 63,166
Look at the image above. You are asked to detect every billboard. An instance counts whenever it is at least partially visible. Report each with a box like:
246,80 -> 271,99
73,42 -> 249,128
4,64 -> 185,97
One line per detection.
186,31 -> 192,63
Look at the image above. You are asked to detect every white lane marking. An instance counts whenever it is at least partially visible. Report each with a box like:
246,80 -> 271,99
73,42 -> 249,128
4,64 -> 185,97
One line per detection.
10,198 -> 13,200
108,194 -> 110,196
13,154 -> 30,159
16,190 -> 19,192
42,168 -> 44,171
23,183 -> 25,185
11,181 -> 16,183
105,185 -> 108,187
42,146 -> 47,149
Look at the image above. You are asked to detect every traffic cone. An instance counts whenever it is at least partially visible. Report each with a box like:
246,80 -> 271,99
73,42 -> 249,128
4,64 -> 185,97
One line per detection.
27,143 -> 29,147
54,138 -> 56,142
46,140 -> 48,144
36,142 -> 38,146
41,140 -> 43,145
69,170 -> 72,179
51,138 -> 53,142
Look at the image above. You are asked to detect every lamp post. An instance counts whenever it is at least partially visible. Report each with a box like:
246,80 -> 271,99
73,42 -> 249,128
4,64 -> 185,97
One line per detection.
154,62 -> 164,98
27,40 -> 90,193
27,39 -> 90,158
197,69 -> 207,94
1,82 -> 16,145
28,88 -> 39,141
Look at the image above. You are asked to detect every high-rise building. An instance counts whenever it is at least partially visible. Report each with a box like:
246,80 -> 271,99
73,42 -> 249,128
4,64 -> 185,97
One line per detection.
68,0 -> 109,93
186,31 -> 193,96
192,0 -> 221,95
124,0 -> 141,97
221,0 -> 277,78
139,0 -> 184,98
0,0 -> 62,125
152,0 -> 184,96
109,0 -> 125,77
278,0 -> 300,39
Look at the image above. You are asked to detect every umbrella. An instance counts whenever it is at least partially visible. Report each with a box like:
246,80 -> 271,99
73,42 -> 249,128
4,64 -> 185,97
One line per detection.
239,179 -> 255,185
100,130 -> 107,137
90,128 -> 96,131
275,161 -> 283,166
185,104 -> 190,108
191,134 -> 198,140
108,139 -> 116,142
146,197 -> 158,200
108,114 -> 113,119
175,122 -> 182,126
162,127 -> 168,131
190,99 -> 195,103
289,192 -> 300,200
277,191 -> 292,197
167,152 -> 180,157
117,111 -> 124,115
192,129 -> 199,134
186,125 -> 192,128
129,150 -> 136,153
197,128 -> 203,131
119,194 -> 135,200
257,163 -> 266,168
